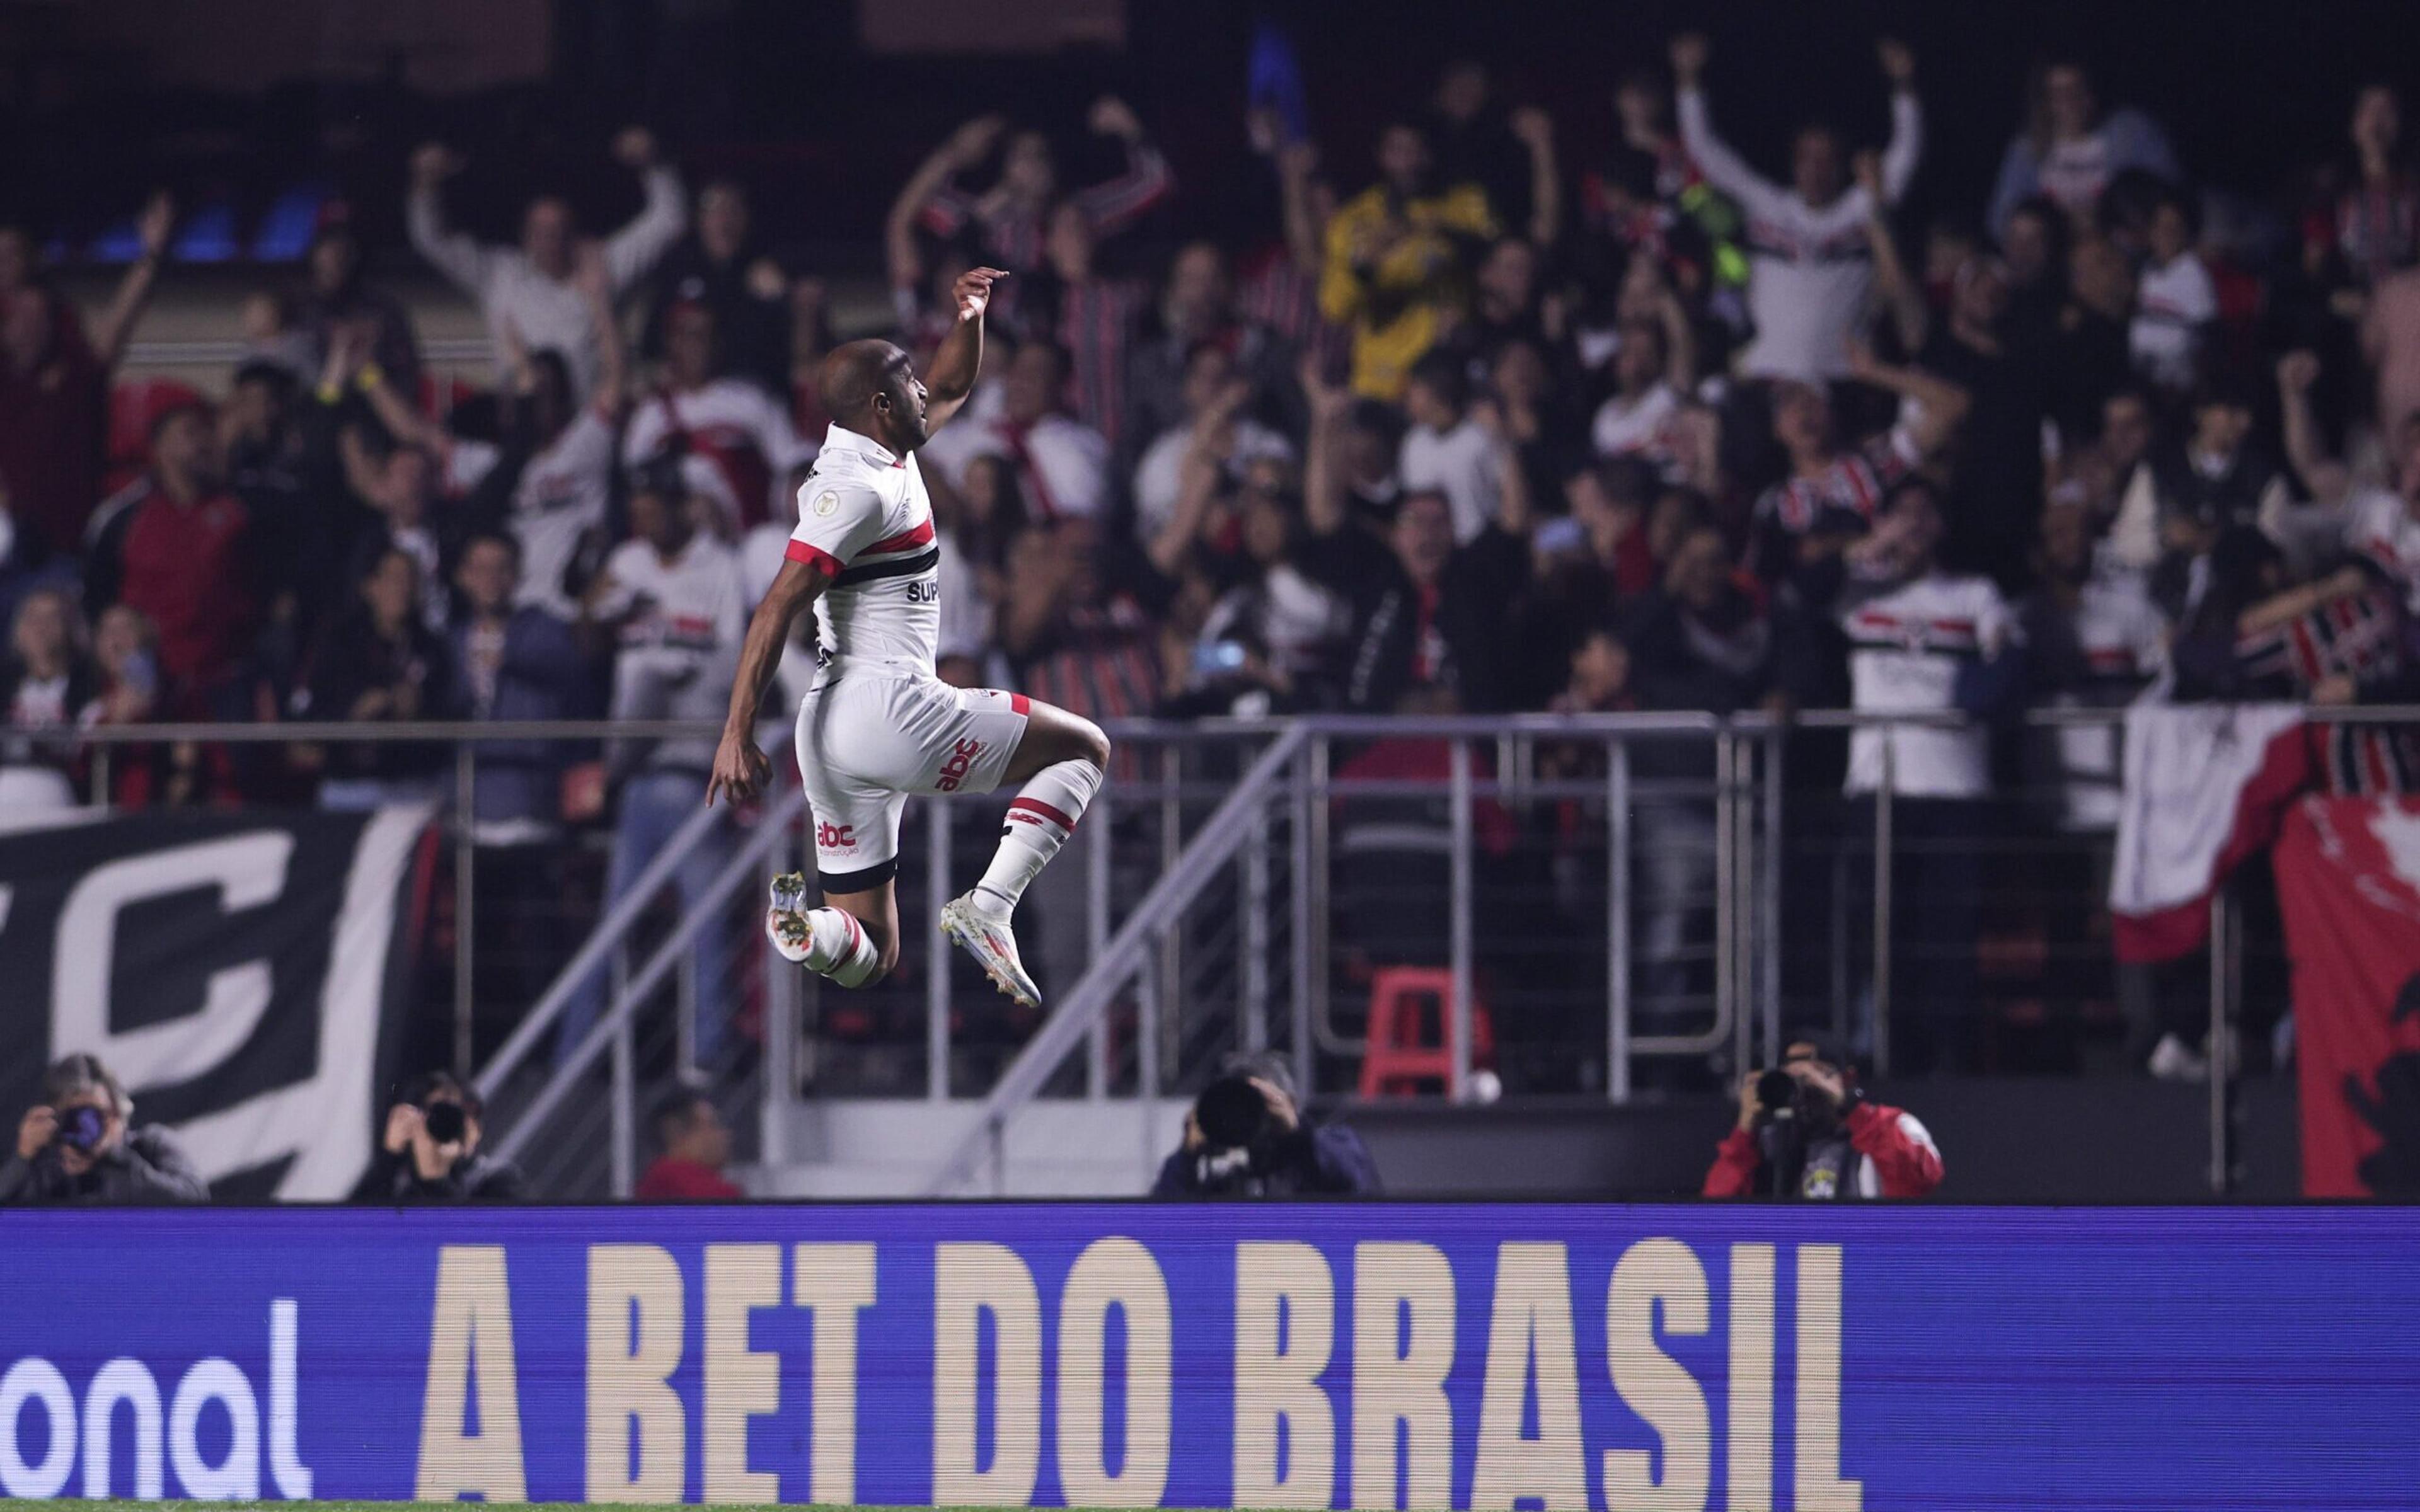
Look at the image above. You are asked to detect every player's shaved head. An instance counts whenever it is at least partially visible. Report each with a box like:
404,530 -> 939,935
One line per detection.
821,340 -> 906,427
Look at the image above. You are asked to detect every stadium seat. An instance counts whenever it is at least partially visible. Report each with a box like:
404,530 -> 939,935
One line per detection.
1358,967 -> 1496,1099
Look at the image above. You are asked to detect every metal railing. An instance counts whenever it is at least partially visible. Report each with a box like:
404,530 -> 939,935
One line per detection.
23,702 -> 2418,1198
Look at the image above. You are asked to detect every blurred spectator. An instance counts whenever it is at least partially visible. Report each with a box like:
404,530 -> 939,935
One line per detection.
558,464 -> 747,1070
2312,86 -> 2417,299
359,258 -> 624,617
966,340 -> 1111,524
889,96 -> 1173,286
1624,523 -> 1775,1012
2131,190 -> 2216,394
293,222 -> 421,394
1153,1053 -> 1378,1198
2110,372 -> 2290,574
1793,477 -> 2022,1070
1,1054 -> 207,1205
1671,33 -> 1922,382
1338,489 -> 1523,713
1748,348 -> 1968,581
1133,343 -> 1294,547
354,1072 -> 525,1203
0,588 -> 96,809
1320,121 -> 1499,399
1019,201 -> 1149,447
407,127 -> 684,401
83,402 -> 256,710
1589,295 -> 1697,478
0,195 -> 171,558
2283,352 -> 2420,614
1988,59 -> 2181,236
2363,263 -> 2420,452
1398,352 -> 1499,542
635,1087 -> 741,1200
2019,501 -> 2169,830
1131,241 -> 1289,458
299,546 -> 456,809
646,178 -> 790,392
625,297 -> 809,532
2049,235 -> 2141,444
451,532 -> 587,840
1704,1033 -> 1943,1198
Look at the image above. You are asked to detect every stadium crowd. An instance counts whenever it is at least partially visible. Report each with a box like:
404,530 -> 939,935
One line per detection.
5,30 -> 2420,1082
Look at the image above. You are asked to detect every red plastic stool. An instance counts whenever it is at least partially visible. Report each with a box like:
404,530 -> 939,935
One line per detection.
1357,967 -> 1495,1099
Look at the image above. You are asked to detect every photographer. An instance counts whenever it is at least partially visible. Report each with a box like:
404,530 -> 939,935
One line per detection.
354,1072 -> 527,1203
1152,1054 -> 1380,1198
1,1055 -> 208,1205
1703,1034 -> 1943,1199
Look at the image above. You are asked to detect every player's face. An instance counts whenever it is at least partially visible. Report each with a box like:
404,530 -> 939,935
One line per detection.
879,356 -> 931,448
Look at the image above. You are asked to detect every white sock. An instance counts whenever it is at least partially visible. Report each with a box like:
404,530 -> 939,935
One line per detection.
803,907 -> 882,988
972,759 -> 1102,917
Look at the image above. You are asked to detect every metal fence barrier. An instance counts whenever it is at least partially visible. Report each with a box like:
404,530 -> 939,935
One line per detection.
17,704 -> 2418,1196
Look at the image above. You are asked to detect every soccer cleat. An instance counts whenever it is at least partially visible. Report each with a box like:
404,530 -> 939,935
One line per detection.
939,895 -> 1040,1008
766,872 -> 814,964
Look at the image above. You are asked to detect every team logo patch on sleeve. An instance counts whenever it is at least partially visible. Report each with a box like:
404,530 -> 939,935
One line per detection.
814,490 -> 841,517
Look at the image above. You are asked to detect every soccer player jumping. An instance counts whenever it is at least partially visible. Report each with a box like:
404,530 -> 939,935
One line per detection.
706,266 -> 1108,1007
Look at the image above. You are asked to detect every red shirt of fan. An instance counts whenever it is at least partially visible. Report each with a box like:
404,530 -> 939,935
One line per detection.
635,1157 -> 741,1200
120,488 -> 253,693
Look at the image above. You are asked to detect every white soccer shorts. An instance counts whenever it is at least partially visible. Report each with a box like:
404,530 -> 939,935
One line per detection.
793,668 -> 1030,891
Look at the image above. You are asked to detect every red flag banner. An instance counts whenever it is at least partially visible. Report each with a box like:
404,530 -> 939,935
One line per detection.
2274,794 -> 2420,1196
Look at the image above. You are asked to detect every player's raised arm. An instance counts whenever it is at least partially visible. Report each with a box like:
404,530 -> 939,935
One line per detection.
708,556 -> 831,806
919,266 -> 1006,434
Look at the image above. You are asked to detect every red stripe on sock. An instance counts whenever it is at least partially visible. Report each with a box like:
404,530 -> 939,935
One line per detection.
1008,796 -> 1076,832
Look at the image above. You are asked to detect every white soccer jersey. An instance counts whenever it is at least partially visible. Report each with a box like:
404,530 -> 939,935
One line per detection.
1840,570 -> 2019,799
785,423 -> 942,672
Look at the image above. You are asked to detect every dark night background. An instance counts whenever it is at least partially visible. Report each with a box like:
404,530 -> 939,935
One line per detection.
4,0 -> 2417,274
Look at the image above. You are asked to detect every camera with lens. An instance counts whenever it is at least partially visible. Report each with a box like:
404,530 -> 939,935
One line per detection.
422,1099 -> 468,1146
1188,1072 -> 1281,1194
51,1104 -> 107,1155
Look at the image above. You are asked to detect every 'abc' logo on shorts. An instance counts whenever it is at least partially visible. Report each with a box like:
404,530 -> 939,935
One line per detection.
933,738 -> 984,793
817,822 -> 856,849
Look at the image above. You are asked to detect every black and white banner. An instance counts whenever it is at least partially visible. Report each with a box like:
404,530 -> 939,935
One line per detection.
0,805 -> 433,1200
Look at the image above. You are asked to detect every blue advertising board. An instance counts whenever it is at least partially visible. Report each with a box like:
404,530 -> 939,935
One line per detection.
2,1204 -> 2415,1509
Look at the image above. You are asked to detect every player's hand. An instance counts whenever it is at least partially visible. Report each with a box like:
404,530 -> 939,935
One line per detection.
16,1105 -> 55,1162
1088,94 -> 1143,141
951,266 -> 1007,323
706,728 -> 771,807
611,125 -> 659,169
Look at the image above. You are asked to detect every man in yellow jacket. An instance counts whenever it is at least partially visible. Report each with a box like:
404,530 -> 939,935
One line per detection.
1320,123 -> 1498,400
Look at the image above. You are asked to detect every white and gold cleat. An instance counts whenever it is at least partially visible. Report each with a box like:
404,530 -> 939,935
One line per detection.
766,872 -> 814,965
939,895 -> 1041,1008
